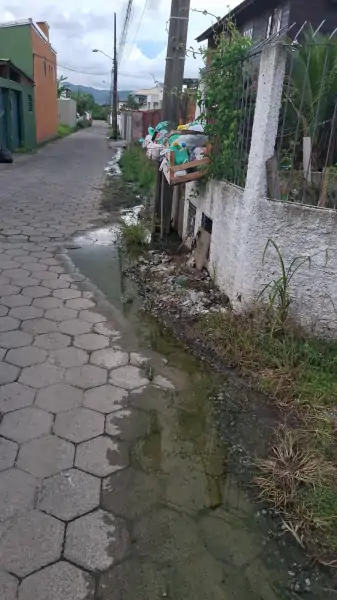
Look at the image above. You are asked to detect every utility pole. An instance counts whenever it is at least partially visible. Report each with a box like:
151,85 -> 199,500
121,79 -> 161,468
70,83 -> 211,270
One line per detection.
162,0 -> 191,125
155,0 -> 190,236
112,12 -> 118,140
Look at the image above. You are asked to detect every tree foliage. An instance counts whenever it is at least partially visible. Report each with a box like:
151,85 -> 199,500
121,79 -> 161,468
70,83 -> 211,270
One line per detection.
198,19 -> 252,183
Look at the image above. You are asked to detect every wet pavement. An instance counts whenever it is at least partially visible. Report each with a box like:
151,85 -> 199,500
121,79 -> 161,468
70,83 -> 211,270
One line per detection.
0,123 -> 298,599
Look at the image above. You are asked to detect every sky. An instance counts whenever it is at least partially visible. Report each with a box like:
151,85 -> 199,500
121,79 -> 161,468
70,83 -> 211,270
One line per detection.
0,0 -> 241,91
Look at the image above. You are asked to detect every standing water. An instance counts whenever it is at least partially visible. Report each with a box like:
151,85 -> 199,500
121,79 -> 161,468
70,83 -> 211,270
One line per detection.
67,227 -> 320,599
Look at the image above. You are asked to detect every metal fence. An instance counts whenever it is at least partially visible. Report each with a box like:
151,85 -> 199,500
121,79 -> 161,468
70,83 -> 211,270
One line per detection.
273,23 -> 337,208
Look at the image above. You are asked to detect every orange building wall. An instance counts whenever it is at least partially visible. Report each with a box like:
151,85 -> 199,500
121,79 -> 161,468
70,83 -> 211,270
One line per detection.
31,25 -> 58,143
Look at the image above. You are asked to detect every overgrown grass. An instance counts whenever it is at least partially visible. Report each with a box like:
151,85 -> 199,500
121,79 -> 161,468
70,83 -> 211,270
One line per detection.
58,124 -> 77,138
101,143 -> 156,212
120,143 -> 156,196
197,309 -> 337,560
120,221 -> 149,249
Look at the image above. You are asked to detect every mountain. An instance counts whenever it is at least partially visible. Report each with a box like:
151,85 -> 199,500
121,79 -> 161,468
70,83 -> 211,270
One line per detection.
66,84 -> 133,105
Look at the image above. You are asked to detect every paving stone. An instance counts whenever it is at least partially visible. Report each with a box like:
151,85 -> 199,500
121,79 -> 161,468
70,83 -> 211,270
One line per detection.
0,305 -> 8,317
19,363 -> 65,388
58,318 -> 92,336
79,310 -> 107,324
0,294 -> 32,308
49,265 -> 65,274
39,257 -> 59,265
0,570 -> 18,600
0,347 -> 5,360
130,352 -> 149,367
0,407 -> 53,443
34,332 -> 71,350
22,262 -> 48,272
0,284 -> 20,297
93,322 -> 121,339
0,316 -> 20,332
17,435 -> 75,478
105,408 -> 149,442
0,275 -> 10,285
5,346 -> 47,368
109,366 -> 149,391
36,383 -> 83,413
15,254 -> 38,263
0,330 -> 33,348
54,405 -> 104,446
90,348 -> 129,370
38,468 -> 100,521
19,316 -> 57,335
0,260 -> 20,270
65,297 -> 95,310
32,296 -> 63,309
49,347 -> 88,368
75,436 -> 129,477
64,509 -> 130,571
5,268 -> 32,280
153,375 -> 175,390
45,307 -> 78,322
74,333 -> 109,351
21,286 -> 51,298
9,306 -> 44,321
0,468 -> 37,520
65,364 -> 107,389
83,384 -> 128,414
0,438 -> 18,471
0,510 -> 64,577
5,248 -> 26,257
41,278 -> 70,290
97,560 -> 165,600
102,467 -> 163,521
0,362 -> 20,384
53,288 -> 81,300
13,277 -> 41,288
18,561 -> 95,600
0,382 -> 35,412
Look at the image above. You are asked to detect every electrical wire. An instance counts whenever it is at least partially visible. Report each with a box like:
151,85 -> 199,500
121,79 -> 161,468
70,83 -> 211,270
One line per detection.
118,0 -> 134,67
126,0 -> 148,61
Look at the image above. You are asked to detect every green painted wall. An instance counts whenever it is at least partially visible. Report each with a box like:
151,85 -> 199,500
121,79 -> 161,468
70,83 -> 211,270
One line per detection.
0,24 -> 33,78
0,78 -> 36,150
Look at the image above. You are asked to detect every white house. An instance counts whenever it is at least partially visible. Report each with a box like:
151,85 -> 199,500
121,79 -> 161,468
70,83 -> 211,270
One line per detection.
133,85 -> 163,110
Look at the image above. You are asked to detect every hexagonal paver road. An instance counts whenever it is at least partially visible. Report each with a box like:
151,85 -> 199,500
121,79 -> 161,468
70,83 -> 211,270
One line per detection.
0,126 -> 172,598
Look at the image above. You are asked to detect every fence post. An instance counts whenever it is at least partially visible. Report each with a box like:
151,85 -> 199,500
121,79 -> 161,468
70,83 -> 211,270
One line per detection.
233,41 -> 286,307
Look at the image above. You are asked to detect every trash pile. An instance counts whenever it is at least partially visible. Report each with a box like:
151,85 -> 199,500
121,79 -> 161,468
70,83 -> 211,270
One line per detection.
127,249 -> 229,322
139,120 -> 208,180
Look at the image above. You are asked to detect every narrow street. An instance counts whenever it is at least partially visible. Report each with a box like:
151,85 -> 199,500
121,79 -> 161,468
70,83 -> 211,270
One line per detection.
0,123 -> 301,600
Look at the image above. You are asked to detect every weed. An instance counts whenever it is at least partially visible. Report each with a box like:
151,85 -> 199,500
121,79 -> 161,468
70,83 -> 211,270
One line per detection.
259,239 -> 311,332
58,124 -> 76,138
120,144 -> 156,196
120,222 -> 149,248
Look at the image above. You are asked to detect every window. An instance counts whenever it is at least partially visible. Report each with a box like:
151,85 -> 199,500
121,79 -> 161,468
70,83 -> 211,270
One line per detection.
43,58 -> 47,76
28,95 -> 33,112
153,102 -> 158,109
267,7 -> 283,37
243,23 -> 253,39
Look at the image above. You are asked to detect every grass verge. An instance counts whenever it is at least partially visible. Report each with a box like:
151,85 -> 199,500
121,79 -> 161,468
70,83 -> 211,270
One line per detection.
102,143 -> 157,212
58,124 -> 77,138
197,309 -> 337,563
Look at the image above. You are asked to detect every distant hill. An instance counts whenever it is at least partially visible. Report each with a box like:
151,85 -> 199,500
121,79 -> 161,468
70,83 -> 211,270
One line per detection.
66,84 -> 133,105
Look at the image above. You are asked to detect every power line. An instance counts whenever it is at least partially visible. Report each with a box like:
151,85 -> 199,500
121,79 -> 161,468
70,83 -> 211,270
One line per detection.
126,0 -> 148,60
118,0 -> 134,66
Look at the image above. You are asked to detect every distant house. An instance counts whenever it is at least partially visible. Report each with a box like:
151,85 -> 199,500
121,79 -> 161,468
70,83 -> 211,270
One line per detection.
133,85 -> 163,110
0,18 -> 58,149
196,0 -> 337,47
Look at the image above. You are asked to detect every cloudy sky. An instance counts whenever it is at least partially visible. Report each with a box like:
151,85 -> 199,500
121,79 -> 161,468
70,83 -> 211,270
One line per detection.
0,1 -> 240,91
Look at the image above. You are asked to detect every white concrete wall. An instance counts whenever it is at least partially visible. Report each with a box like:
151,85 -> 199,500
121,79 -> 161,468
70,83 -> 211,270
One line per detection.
181,43 -> 337,337
184,181 -> 337,336
58,98 -> 77,128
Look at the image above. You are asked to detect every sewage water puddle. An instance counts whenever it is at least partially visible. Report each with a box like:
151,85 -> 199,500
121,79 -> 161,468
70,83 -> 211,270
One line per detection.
68,227 -> 321,599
